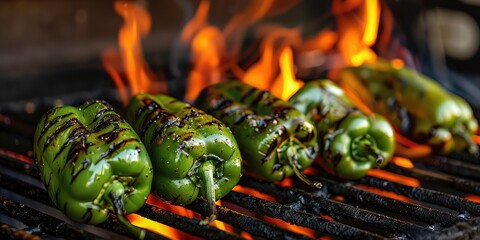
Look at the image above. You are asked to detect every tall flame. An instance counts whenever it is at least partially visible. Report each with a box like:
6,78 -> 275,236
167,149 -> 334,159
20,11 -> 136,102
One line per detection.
102,1 -> 167,105
333,0 -> 379,68
180,0 -> 300,102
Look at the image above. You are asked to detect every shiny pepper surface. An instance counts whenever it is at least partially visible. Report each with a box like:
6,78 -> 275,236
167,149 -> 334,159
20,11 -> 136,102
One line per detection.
341,60 -> 478,155
290,79 -> 395,179
126,93 -> 242,222
195,81 -> 319,186
33,100 -> 152,238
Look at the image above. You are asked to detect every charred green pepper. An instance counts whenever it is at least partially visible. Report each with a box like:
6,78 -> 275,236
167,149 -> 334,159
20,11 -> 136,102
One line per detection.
195,81 -> 320,187
341,60 -> 478,155
126,93 -> 242,224
33,100 -> 152,239
289,79 -> 395,179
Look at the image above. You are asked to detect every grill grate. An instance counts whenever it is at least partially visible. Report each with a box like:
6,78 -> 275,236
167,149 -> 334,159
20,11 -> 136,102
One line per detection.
2,115 -> 480,239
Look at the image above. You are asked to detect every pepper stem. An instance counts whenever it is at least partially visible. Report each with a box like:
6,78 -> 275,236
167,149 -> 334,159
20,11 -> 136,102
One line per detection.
105,181 -> 146,240
286,146 -> 322,189
453,130 -> 479,155
352,135 -> 385,165
199,161 -> 217,225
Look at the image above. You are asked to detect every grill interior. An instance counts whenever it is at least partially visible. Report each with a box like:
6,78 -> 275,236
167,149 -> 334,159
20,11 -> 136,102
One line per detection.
1,101 -> 480,240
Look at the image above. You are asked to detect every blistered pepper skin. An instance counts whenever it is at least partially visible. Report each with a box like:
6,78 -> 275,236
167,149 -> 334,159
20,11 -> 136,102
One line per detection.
290,80 -> 395,179
341,60 -> 478,155
125,93 -> 242,219
33,100 -> 153,227
195,81 -> 318,183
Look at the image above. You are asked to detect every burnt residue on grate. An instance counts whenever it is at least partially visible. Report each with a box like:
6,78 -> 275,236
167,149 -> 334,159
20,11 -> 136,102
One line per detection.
358,175 -> 480,216
186,199 -> 312,240
3,129 -> 480,239
240,177 -> 434,238
424,156 -> 480,182
0,196 -> 104,240
0,164 -> 239,240
136,205 -> 243,240
222,190 -> 384,240
317,177 -> 462,227
385,163 -> 480,196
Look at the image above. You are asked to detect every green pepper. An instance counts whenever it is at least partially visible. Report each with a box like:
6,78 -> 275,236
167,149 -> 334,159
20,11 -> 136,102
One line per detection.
341,60 -> 478,155
195,81 -> 320,187
33,100 -> 152,239
125,93 -> 242,224
289,79 -> 395,179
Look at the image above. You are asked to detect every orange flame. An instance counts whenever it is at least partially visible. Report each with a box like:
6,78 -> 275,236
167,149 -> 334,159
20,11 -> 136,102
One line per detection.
335,0 -> 379,67
102,1 -> 166,105
233,184 -> 318,238
271,47 -> 304,100
127,214 -> 184,239
185,26 -> 225,102
233,185 -> 277,202
238,26 -> 303,99
180,0 -> 292,102
392,157 -> 415,169
147,195 -> 235,235
367,169 -> 420,187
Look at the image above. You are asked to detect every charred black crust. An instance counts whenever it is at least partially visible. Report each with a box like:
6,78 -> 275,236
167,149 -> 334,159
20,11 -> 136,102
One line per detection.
261,140 -> 278,163
212,98 -> 233,113
54,126 -> 88,161
38,113 -> 74,144
43,118 -> 82,152
251,90 -> 270,107
99,138 -> 139,161
82,208 -> 93,224
93,113 -> 123,132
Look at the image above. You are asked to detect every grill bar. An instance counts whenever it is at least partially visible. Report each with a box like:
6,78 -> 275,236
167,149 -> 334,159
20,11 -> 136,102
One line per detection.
240,178 -> 433,238
0,164 -> 242,240
186,199 -> 312,240
385,164 -> 480,195
2,132 -> 480,239
0,195 -> 110,240
318,177 -> 461,226
359,176 -> 480,216
424,156 -> 480,181
136,205 -> 242,240
222,191 -> 383,240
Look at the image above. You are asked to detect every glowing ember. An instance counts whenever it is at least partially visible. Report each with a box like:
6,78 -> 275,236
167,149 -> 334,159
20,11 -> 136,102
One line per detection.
464,195 -> 480,203
391,58 -> 405,69
147,195 -> 235,234
367,169 -> 420,188
127,214 -> 185,239
0,148 -> 34,165
102,1 -> 167,105
147,195 -> 196,219
240,231 -> 254,240
232,185 -> 276,202
392,157 -> 415,169
471,135 -> 480,145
